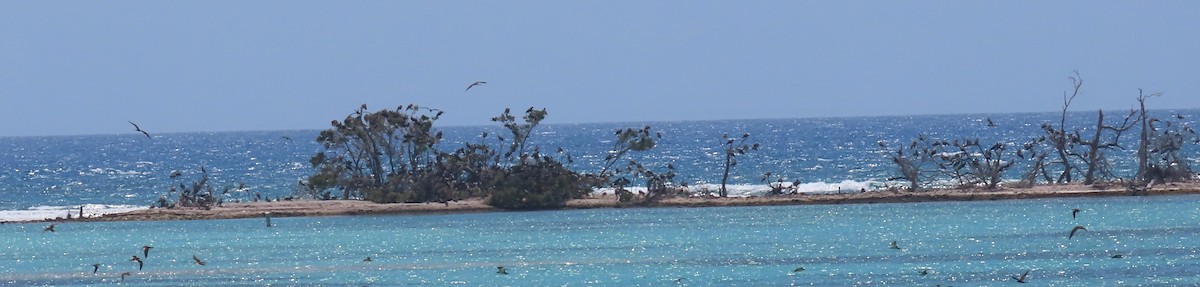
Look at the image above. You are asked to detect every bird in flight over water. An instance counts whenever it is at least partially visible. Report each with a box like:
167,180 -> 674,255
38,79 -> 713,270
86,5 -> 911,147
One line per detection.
1069,225 -> 1087,239
142,245 -> 153,257
192,255 -> 206,266
131,255 -> 144,270
43,223 -> 56,232
91,263 -> 101,274
128,121 -> 151,139
466,81 -> 487,91
1072,208 -> 1081,219
1012,269 -> 1030,283
890,240 -> 902,250
120,272 -> 132,282
496,266 -> 508,274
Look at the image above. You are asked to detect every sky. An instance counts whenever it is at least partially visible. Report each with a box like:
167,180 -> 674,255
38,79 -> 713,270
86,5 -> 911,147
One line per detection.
2,1 -> 1198,136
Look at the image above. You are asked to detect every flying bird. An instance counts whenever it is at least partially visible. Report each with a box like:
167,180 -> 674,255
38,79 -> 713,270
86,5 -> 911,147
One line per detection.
128,121 -> 151,139
792,266 -> 805,272
281,136 -> 294,143
142,245 -> 153,257
918,268 -> 932,276
465,81 -> 487,91
496,266 -> 508,275
43,223 -> 56,232
192,255 -> 206,266
1110,254 -> 1124,259
890,240 -> 902,250
131,255 -> 144,270
91,263 -> 101,274
1068,225 -> 1087,239
363,256 -> 372,262
987,117 -> 997,127
120,272 -> 132,282
1071,208 -> 1081,219
1012,269 -> 1030,283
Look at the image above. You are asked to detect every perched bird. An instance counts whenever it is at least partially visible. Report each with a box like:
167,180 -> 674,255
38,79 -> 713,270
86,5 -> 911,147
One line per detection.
1012,269 -> 1030,283
192,255 -> 206,266
496,266 -> 508,275
43,223 -> 56,232
91,263 -> 101,274
120,272 -> 132,282
131,255 -> 144,270
792,266 -> 805,272
128,121 -> 151,139
465,81 -> 487,91
1072,208 -> 1081,219
142,245 -> 153,257
363,256 -> 372,262
1068,225 -> 1087,239
890,240 -> 902,250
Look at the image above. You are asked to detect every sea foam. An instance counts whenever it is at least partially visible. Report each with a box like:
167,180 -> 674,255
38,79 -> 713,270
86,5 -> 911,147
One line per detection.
0,204 -> 145,222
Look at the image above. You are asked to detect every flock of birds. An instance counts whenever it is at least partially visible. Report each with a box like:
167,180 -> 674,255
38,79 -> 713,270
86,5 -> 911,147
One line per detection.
782,207 -> 1100,285
40,214 -> 514,284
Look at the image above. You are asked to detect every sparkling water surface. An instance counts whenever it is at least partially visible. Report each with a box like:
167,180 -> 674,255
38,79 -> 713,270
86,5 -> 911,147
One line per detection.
1,110 -> 1198,285
4,194 -> 1200,286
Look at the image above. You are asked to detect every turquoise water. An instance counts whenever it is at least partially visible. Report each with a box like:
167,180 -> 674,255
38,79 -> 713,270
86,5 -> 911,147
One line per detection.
5,194 -> 1200,286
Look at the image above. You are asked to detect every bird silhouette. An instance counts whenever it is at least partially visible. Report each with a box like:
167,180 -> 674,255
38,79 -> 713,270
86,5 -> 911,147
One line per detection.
890,240 -> 902,250
919,268 -> 932,276
792,266 -> 805,272
1069,225 -> 1087,239
43,223 -> 56,232
466,81 -> 487,91
496,266 -> 508,275
142,245 -> 153,257
987,117 -> 997,127
128,121 -> 151,139
363,256 -> 372,262
1071,208 -> 1081,219
1110,254 -> 1124,259
280,136 -> 294,143
192,255 -> 206,266
91,263 -> 101,274
1012,270 -> 1030,283
120,272 -> 132,282
131,255 -> 144,270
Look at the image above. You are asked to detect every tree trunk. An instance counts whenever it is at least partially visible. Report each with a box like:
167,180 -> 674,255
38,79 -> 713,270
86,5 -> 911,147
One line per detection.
1083,110 -> 1104,185
720,153 -> 731,197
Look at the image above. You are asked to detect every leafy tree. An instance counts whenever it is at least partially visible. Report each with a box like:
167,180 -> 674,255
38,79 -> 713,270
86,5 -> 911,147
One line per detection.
308,104 -> 447,202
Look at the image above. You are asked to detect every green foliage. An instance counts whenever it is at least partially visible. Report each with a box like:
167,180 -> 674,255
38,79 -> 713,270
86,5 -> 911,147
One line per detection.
309,104 -> 448,202
487,160 -> 589,210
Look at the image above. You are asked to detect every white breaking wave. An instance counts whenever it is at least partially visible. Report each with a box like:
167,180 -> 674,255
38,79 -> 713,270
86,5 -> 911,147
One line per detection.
593,180 -> 893,197
0,204 -> 146,222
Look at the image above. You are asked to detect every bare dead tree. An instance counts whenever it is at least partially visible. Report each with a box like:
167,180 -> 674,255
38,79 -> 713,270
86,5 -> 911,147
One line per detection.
1044,71 -> 1084,184
964,141 -> 1016,190
1134,89 -> 1161,188
718,133 -> 758,197
1079,109 -> 1136,184
882,135 -> 939,192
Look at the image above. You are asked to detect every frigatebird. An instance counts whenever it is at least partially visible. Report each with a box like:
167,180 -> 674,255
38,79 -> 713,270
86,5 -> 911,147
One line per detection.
128,121 -> 151,139
466,81 -> 487,91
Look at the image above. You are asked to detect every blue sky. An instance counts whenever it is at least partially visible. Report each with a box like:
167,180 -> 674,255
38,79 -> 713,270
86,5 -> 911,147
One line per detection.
2,1 -> 1197,136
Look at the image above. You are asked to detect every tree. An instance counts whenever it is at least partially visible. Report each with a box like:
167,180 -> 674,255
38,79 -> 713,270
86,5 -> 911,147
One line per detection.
308,104 -> 447,202
1043,71 -> 1084,184
881,135 -> 938,191
719,133 -> 758,197
1078,109 -> 1136,185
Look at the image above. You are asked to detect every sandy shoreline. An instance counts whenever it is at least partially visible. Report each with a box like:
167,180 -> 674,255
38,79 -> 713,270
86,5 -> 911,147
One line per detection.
16,182 -> 1200,224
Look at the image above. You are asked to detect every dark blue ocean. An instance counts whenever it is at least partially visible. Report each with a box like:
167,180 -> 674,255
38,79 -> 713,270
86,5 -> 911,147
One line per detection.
2,110 -> 1200,286
2,110 -> 1196,217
